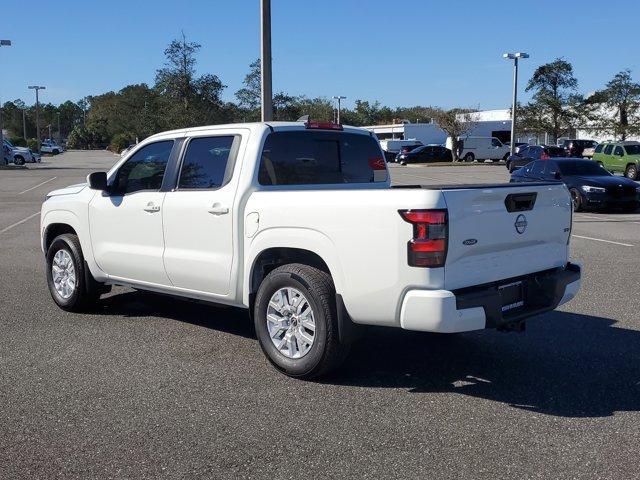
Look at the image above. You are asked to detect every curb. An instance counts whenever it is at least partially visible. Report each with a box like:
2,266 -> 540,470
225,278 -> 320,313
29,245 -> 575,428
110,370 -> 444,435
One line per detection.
0,165 -> 28,170
389,161 -> 507,168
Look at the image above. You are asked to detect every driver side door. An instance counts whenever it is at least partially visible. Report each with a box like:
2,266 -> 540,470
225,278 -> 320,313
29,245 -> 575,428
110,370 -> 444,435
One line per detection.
89,139 -> 176,286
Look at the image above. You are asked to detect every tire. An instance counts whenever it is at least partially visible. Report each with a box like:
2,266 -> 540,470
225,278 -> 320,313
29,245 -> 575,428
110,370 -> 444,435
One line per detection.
569,188 -> 583,212
463,153 -> 475,162
14,155 -> 25,166
46,233 -> 103,312
254,263 -> 349,379
625,164 -> 638,180
52,149 -> 60,155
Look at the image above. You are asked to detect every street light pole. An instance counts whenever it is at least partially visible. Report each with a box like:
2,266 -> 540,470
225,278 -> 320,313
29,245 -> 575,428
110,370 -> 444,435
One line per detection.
260,0 -> 273,122
22,108 -> 27,140
503,52 -> 529,156
28,85 -> 46,150
57,112 -> 61,143
0,40 -> 12,154
332,96 -> 346,124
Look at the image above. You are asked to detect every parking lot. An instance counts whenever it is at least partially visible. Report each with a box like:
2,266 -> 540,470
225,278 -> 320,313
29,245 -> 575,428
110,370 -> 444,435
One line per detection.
1,151 -> 639,479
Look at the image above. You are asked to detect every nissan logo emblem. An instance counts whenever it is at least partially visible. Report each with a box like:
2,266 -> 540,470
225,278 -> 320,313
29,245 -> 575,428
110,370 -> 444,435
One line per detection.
515,214 -> 528,234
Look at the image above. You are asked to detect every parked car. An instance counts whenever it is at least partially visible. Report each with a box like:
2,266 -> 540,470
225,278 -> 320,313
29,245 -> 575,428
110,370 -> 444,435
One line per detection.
40,140 -> 64,155
562,139 -> 597,158
581,142 -> 598,159
380,139 -> 423,162
447,136 -> 510,162
3,139 -> 36,165
41,120 -> 581,378
505,145 -> 566,172
396,145 -> 452,164
592,141 -> 640,180
511,158 -> 640,212
513,142 -> 529,154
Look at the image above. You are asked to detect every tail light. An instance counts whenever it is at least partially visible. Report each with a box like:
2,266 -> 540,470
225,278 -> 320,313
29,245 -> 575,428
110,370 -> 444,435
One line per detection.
541,152 -> 550,160
399,209 -> 447,267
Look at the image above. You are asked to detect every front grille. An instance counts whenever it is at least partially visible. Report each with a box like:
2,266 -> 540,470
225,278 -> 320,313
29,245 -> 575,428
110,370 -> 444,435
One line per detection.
606,185 -> 636,198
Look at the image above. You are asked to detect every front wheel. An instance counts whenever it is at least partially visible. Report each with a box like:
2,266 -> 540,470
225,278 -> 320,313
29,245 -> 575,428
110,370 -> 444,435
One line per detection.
46,234 -> 103,311
254,263 -> 349,379
14,155 -> 25,166
569,188 -> 583,212
625,164 -> 638,180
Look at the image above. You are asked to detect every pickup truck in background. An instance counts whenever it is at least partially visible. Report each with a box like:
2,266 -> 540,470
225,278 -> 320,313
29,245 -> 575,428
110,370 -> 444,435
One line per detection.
40,121 -> 581,378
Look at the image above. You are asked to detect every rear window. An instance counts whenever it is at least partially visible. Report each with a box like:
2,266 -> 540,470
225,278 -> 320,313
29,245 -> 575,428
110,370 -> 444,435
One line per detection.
624,144 -> 640,155
259,131 -> 388,185
558,161 -> 610,176
544,146 -> 566,157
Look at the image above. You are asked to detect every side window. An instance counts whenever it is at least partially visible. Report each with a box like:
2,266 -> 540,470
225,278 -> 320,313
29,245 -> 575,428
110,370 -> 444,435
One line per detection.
603,144 -> 613,155
594,144 -> 603,153
178,136 -> 235,189
519,146 -> 529,156
113,140 -> 173,194
491,138 -> 502,147
613,146 -> 624,156
531,161 -> 545,176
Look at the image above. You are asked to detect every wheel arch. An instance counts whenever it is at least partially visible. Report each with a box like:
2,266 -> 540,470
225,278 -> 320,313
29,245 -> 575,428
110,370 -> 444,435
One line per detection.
243,228 -> 346,308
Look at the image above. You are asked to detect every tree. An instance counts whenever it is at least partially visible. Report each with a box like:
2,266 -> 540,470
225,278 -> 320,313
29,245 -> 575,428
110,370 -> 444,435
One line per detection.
155,32 -> 227,128
431,109 -> 476,162
519,58 -> 579,142
235,59 -> 261,114
588,70 -> 640,140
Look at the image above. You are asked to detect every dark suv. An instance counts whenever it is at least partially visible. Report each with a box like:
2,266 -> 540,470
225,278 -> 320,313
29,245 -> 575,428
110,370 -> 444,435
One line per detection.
505,145 -> 566,172
562,139 -> 597,158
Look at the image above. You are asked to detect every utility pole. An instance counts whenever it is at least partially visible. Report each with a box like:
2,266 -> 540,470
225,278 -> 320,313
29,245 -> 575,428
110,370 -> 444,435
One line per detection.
502,52 -> 529,155
28,85 -> 45,150
57,112 -> 61,143
260,0 -> 273,121
332,96 -> 346,124
22,108 -> 26,140
0,40 -> 12,154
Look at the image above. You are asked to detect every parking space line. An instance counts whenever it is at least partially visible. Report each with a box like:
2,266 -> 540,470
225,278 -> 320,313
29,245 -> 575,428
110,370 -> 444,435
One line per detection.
18,177 -> 57,195
0,212 -> 40,234
572,234 -> 634,247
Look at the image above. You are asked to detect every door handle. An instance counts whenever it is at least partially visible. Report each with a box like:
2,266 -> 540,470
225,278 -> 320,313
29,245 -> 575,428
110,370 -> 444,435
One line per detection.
208,203 -> 229,215
143,202 -> 161,213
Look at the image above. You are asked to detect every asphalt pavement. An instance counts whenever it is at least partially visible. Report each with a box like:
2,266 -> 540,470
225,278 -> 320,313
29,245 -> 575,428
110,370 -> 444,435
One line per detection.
1,151 -> 639,479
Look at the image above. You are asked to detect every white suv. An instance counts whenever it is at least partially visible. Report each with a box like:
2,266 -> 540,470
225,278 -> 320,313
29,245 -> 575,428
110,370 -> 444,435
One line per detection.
40,140 -> 64,155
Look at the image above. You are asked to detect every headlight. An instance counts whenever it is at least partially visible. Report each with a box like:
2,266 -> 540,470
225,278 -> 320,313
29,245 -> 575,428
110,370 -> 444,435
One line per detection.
581,185 -> 605,193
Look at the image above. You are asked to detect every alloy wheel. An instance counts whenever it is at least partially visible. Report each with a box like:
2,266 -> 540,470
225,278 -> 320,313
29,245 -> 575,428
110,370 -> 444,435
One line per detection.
266,287 -> 316,359
52,249 -> 76,299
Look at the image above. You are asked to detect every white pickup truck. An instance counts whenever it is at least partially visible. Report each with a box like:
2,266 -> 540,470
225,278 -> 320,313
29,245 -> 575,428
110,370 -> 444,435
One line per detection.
41,121 -> 581,378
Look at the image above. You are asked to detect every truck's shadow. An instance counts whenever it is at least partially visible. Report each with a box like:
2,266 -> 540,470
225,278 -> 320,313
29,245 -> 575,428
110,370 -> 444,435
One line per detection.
96,290 -> 639,418
331,311 -> 640,418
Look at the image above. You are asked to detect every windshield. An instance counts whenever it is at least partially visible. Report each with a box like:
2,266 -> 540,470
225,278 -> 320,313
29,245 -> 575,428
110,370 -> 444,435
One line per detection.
558,161 -> 610,176
624,144 -> 640,155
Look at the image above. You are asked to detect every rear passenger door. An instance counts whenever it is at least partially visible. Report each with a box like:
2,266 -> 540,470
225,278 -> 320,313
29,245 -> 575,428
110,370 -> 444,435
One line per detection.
612,145 -> 625,171
162,134 -> 242,296
602,144 -> 615,171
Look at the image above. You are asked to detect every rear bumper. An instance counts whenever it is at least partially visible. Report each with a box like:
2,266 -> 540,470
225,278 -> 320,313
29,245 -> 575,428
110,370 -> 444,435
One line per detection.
399,263 -> 581,333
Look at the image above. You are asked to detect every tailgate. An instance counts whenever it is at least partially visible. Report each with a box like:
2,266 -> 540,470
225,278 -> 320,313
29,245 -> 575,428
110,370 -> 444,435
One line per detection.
442,183 -> 572,290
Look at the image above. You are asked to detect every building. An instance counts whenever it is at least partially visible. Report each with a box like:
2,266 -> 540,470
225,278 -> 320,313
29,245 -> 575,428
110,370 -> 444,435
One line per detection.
363,109 -> 513,147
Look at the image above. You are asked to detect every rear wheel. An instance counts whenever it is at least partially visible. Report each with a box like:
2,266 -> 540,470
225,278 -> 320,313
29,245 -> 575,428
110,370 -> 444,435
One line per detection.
569,188 -> 583,212
14,155 -> 25,166
254,263 -> 349,379
625,164 -> 638,180
46,234 -> 105,311
463,153 -> 475,162
52,149 -> 60,155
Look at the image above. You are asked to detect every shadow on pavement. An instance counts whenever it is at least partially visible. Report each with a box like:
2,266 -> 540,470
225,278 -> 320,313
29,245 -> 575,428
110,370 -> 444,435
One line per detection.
329,311 -> 640,418
92,291 -> 640,418
95,290 -> 254,339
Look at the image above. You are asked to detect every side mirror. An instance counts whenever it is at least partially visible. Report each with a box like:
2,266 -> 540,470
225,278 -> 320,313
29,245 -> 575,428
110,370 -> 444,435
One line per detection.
87,171 -> 108,191
554,171 -> 561,180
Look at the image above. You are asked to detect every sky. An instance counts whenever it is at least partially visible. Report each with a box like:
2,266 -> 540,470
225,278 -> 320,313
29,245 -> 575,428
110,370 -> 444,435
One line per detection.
1,0 -> 639,110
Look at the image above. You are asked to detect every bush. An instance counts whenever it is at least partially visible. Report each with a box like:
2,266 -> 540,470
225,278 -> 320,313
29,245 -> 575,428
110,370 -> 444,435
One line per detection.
26,138 -> 39,151
8,137 -> 27,147
108,133 -> 135,154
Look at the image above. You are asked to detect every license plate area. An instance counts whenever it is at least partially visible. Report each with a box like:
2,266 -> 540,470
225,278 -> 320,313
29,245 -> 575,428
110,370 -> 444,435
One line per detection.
499,281 -> 524,313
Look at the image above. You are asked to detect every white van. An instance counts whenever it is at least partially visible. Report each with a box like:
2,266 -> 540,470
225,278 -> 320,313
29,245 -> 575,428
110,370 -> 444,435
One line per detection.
446,136 -> 510,162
